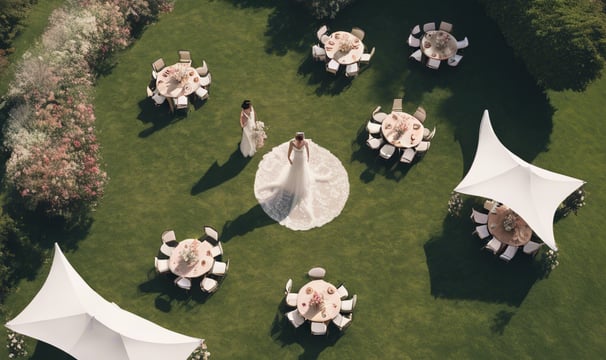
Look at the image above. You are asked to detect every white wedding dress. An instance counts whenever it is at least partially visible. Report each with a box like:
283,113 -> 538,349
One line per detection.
254,139 -> 349,231
240,108 -> 256,157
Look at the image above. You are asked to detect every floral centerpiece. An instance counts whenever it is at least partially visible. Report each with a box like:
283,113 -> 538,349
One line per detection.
309,291 -> 325,308
434,31 -> 451,50
503,213 -> 516,232
253,121 -> 268,149
180,241 -> 199,265
339,37 -> 354,52
394,122 -> 409,138
172,63 -> 190,84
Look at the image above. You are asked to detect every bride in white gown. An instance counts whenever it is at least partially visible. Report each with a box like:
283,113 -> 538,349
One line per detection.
254,132 -> 349,231
239,100 -> 257,157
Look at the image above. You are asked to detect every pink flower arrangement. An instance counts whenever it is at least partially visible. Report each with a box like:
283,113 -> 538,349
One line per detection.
309,291 -> 324,307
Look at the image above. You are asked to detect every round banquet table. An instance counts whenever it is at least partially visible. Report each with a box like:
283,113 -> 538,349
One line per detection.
323,31 -> 364,65
487,205 -> 533,247
297,280 -> 341,322
156,63 -> 201,98
169,239 -> 215,278
380,112 -> 424,148
421,30 -> 458,61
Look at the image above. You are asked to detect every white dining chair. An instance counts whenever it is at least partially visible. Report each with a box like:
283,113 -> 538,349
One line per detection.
154,257 -> 170,274
470,209 -> 489,224
195,87 -> 209,101
175,95 -> 188,110
351,27 -> 365,41
146,86 -> 154,97
523,241 -> 543,256
345,63 -> 359,77
332,313 -> 353,331
413,106 -> 426,123
423,126 -> 436,141
199,73 -> 212,88
426,58 -> 441,69
448,54 -> 463,67
211,259 -> 229,276
366,135 -> 384,150
316,25 -> 328,42
284,279 -> 298,307
161,230 -> 177,244
174,276 -> 191,291
366,120 -> 381,135
423,22 -> 436,32
204,225 -> 219,243
500,245 -> 519,262
407,34 -> 420,48
320,34 -> 330,44
411,24 -> 421,37
336,283 -> 349,299
195,60 -> 209,76
178,50 -> 192,65
379,144 -> 396,159
372,106 -> 387,123
400,147 -> 416,163
286,309 -> 305,328
151,91 -> 166,106
326,59 -> 339,74
415,141 -> 430,153
409,49 -> 422,62
200,276 -> 218,293
392,98 -> 403,112
311,321 -> 328,335
439,21 -> 453,33
484,237 -> 503,254
340,294 -> 357,313
473,224 -> 491,240
312,44 -> 327,62
209,242 -> 223,258
456,37 -> 469,49
152,58 -> 165,73
359,47 -> 375,64
160,243 -> 174,257
307,267 -> 326,279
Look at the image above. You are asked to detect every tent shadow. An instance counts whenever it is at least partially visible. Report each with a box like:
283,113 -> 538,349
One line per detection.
191,148 -> 252,195
30,341 -> 76,360
220,204 -> 276,242
424,214 -> 542,307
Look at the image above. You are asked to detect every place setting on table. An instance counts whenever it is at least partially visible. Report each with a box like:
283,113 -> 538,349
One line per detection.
283,267 -> 356,335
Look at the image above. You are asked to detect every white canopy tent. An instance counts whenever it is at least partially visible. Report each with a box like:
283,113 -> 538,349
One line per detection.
454,110 -> 585,251
5,243 -> 203,360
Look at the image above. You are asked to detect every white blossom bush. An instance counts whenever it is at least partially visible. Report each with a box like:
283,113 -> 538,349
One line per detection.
447,192 -> 464,217
295,0 -> 357,20
6,330 -> 27,359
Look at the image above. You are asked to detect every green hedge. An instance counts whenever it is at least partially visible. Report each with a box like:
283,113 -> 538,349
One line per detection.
477,0 -> 606,91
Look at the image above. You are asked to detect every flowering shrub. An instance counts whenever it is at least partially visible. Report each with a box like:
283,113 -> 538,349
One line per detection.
6,330 -> 27,359
558,187 -> 587,218
447,192 -> 464,217
188,342 -> 211,360
539,249 -> 559,278
3,0 -> 174,220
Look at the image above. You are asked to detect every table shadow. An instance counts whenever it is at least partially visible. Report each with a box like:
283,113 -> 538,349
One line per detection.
424,208 -> 542,307
220,204 -> 276,242
191,148 -> 252,195
136,98 -> 188,138
29,341 -> 76,360
270,304 -> 346,360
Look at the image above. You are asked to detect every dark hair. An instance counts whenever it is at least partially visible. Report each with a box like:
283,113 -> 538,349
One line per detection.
295,132 -> 304,141
241,100 -> 251,109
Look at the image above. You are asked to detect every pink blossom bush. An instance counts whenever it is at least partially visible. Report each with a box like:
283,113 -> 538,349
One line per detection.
4,0 -> 174,220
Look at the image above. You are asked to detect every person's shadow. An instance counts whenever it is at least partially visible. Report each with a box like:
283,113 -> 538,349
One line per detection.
191,147 -> 252,195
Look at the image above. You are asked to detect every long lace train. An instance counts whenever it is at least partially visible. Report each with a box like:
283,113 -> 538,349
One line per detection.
254,139 -> 349,231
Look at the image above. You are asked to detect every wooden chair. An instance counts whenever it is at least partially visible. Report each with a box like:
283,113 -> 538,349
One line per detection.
392,98 -> 403,112
413,106 -> 426,123
439,21 -> 453,33
178,50 -> 192,65
426,58 -> 441,69
423,22 -> 436,32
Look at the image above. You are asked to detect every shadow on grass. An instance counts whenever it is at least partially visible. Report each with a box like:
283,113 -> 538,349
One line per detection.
424,211 -> 542,307
29,341 -> 76,360
220,204 -> 276,242
191,148 -> 252,195
490,310 -> 515,335
136,98 -> 188,138
270,304 -> 345,360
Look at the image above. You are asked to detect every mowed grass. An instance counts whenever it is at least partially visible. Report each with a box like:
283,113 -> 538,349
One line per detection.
2,0 -> 606,359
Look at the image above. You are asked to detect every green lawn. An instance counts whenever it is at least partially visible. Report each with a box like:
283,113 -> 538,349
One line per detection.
3,0 -> 606,359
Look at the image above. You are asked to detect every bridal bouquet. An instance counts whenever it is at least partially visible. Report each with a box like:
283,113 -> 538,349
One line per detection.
253,121 -> 268,149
